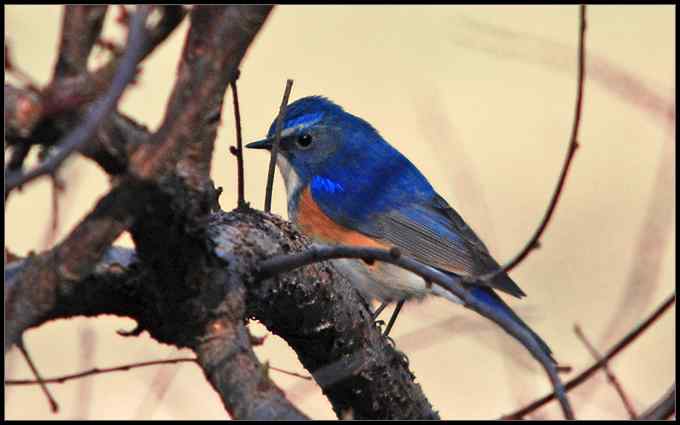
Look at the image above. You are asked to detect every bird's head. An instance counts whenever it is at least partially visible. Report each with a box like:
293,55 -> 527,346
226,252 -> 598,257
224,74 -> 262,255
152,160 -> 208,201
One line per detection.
246,96 -> 384,197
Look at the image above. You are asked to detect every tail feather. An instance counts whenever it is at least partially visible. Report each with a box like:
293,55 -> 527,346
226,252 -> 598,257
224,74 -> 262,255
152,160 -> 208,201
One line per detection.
467,285 -> 554,362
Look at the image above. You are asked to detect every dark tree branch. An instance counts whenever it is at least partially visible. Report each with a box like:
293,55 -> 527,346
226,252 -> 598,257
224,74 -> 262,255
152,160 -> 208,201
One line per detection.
5,207 -> 443,419
4,6 -> 186,179
195,316 -> 307,420
230,72 -> 248,209
471,4 -> 587,283
220,211 -> 439,419
5,229 -> 308,420
504,292 -> 675,419
256,243 -> 573,419
130,6 -> 273,182
264,79 -> 294,212
4,181 -> 152,352
5,6 -> 152,193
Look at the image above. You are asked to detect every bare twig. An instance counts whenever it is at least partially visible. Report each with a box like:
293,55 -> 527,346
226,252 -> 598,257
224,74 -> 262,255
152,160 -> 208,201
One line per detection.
471,4 -> 587,283
256,243 -> 574,419
264,79 -> 294,212
639,383 -> 676,420
5,358 -> 198,386
269,366 -> 312,381
17,338 -> 59,412
5,6 -> 152,193
230,72 -> 247,209
504,292 -> 675,419
574,324 -> 637,418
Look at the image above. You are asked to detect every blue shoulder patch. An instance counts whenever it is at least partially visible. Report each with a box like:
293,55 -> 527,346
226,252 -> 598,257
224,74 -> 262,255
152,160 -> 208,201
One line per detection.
311,175 -> 344,194
285,112 -> 324,131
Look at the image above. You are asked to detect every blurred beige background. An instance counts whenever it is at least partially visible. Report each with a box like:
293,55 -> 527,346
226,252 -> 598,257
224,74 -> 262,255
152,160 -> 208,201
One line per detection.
4,5 -> 675,420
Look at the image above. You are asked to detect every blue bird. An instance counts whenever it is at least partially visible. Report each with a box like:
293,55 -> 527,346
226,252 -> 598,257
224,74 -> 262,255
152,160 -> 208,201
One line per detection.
247,96 -> 553,359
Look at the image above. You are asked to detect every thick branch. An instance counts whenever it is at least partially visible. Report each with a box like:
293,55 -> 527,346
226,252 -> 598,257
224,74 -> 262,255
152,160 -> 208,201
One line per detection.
130,5 -> 273,182
5,209 -> 441,419
210,211 -> 440,419
5,238 -> 307,420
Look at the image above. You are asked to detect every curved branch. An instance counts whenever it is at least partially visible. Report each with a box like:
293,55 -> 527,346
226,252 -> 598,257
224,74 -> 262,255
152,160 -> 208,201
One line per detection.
473,4 -> 587,283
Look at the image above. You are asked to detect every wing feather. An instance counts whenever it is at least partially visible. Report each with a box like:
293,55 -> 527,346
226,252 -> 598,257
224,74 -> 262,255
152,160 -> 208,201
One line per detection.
369,194 -> 526,298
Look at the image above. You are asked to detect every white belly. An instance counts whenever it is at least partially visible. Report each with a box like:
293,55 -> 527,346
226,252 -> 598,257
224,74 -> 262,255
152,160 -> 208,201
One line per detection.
330,257 -> 463,304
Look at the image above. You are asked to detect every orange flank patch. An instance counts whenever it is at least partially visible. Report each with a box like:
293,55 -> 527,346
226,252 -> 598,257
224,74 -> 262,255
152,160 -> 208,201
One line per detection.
297,186 -> 389,250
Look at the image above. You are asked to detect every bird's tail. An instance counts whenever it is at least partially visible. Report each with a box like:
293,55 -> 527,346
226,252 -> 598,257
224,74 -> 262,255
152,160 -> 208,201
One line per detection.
465,285 -> 555,363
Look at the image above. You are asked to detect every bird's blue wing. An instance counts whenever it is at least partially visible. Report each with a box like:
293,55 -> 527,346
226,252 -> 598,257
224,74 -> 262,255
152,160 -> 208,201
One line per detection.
310,167 -> 526,298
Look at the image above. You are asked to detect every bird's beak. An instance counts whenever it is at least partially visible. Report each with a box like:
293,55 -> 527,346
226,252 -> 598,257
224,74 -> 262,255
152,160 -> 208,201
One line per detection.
245,138 -> 273,150
246,127 -> 298,151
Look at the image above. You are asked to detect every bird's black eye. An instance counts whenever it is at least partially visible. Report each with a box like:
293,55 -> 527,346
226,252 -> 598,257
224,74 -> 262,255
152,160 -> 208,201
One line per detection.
296,133 -> 313,149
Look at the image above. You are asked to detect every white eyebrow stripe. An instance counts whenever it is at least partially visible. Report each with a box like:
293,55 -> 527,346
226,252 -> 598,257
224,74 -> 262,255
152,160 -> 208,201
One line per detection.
283,112 -> 324,131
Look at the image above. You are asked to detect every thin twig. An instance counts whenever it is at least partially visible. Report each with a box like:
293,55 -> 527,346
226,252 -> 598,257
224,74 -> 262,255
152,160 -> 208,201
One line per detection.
383,300 -> 405,337
5,358 -> 198,386
574,324 -> 638,418
4,5 -> 152,194
472,4 -> 587,283
269,366 -> 312,381
4,354 -> 311,386
264,79 -> 294,212
504,292 -> 675,419
230,72 -> 247,209
17,338 -> 59,412
256,243 -> 574,419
